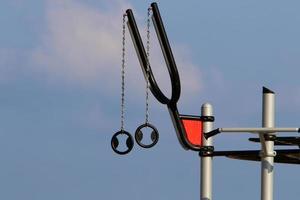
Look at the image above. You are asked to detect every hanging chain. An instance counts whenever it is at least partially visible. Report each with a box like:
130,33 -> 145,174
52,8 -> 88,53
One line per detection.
120,13 -> 127,132
145,7 -> 152,124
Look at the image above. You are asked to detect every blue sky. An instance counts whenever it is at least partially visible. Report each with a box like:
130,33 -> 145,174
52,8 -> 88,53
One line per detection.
1,0 -> 300,199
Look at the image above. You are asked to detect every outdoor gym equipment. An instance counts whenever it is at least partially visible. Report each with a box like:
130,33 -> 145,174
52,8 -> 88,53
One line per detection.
112,2 -> 300,200
126,3 -> 210,151
111,9 -> 159,155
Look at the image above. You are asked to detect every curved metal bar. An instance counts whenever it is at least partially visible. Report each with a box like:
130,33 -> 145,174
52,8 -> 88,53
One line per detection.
126,9 -> 173,105
126,5 -> 201,151
150,2 -> 181,105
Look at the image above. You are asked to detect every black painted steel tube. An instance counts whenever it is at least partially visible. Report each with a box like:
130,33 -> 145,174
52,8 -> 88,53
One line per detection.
204,129 -> 221,139
150,2 -> 181,105
126,9 -> 172,105
213,149 -> 300,164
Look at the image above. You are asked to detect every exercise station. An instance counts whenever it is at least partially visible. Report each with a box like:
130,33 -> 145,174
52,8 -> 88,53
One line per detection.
111,3 -> 300,200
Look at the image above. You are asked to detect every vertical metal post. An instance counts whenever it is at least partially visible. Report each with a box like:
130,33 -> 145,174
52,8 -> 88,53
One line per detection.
261,87 -> 275,200
201,103 -> 214,200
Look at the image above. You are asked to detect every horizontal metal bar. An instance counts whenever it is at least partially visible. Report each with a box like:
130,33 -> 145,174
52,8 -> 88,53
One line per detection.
179,114 -> 201,120
219,127 -> 300,133
212,149 -> 300,164
213,149 -> 300,156
204,127 -> 300,139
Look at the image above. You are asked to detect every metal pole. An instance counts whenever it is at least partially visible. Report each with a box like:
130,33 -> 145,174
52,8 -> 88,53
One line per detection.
261,87 -> 275,200
201,103 -> 214,200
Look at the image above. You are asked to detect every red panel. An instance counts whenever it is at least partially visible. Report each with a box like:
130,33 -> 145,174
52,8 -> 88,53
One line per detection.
181,119 -> 203,146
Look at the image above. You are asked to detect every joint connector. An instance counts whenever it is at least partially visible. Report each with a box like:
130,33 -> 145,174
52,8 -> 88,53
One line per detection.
259,150 -> 277,158
204,128 -> 220,139
199,146 -> 214,157
264,134 -> 276,141
200,116 -> 215,122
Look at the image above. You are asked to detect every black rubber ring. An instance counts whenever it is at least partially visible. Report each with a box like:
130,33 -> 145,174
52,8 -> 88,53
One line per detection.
111,130 -> 134,155
135,123 -> 159,148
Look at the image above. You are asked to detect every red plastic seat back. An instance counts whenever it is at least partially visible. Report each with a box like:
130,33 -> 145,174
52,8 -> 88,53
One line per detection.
180,116 -> 203,146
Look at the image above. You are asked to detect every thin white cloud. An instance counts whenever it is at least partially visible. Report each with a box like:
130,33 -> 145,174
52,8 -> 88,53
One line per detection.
0,48 -> 22,83
32,0 -> 126,86
31,0 -> 203,100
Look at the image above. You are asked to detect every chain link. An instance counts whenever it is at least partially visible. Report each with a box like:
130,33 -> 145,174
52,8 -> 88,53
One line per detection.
120,13 -> 126,131
145,7 -> 152,124
121,10 -> 151,128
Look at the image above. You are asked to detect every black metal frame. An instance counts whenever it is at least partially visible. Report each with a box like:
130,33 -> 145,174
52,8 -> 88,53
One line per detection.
125,3 -> 300,165
126,3 -> 202,151
212,149 -> 300,164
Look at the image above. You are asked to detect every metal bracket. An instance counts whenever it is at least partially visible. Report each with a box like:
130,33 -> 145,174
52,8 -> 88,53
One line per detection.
260,134 -> 276,157
200,116 -> 215,122
259,150 -> 277,158
199,146 -> 214,157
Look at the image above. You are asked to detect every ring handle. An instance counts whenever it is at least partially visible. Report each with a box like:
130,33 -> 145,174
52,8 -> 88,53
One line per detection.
111,130 -> 134,155
135,123 -> 159,148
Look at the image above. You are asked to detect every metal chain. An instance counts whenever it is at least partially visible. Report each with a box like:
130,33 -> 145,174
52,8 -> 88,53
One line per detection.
120,13 -> 126,132
145,7 -> 151,124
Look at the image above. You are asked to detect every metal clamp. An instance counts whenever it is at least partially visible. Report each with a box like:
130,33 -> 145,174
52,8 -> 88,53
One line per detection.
199,146 -> 214,157
200,116 -> 215,122
259,150 -> 277,158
